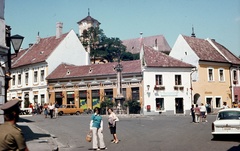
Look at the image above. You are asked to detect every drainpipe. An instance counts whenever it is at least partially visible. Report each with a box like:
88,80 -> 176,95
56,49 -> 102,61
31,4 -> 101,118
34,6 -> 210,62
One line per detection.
229,64 -> 233,107
190,68 -> 197,105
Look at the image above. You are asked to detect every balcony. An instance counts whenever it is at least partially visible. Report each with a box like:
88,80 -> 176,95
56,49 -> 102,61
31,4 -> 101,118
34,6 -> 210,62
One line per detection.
174,85 -> 184,91
154,85 -> 165,90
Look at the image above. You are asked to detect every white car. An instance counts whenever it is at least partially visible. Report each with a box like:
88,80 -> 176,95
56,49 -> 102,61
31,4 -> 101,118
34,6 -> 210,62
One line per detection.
212,108 -> 240,139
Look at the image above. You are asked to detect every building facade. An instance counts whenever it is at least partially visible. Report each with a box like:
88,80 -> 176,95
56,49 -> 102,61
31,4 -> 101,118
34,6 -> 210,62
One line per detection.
170,34 -> 240,111
141,45 -> 194,115
8,27 -> 88,108
46,60 -> 143,111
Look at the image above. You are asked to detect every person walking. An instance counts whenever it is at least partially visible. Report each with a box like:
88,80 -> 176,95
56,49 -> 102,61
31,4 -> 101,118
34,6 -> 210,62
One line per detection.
89,107 -> 107,150
48,103 -> 54,119
194,104 -> 201,123
43,103 -> 48,118
54,102 -> 59,118
190,104 -> 195,123
0,99 -> 29,151
108,108 -> 119,143
200,103 -> 207,122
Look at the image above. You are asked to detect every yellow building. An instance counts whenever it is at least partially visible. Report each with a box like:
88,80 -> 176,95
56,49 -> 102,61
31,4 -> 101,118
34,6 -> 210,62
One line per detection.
46,60 -> 143,110
170,34 -> 240,112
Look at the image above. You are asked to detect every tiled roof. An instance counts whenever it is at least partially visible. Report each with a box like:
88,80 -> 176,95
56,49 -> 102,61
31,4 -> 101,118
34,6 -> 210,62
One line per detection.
122,35 -> 171,54
11,33 -> 68,68
46,60 -> 141,80
143,45 -> 194,68
211,40 -> 240,65
77,15 -> 100,24
182,35 -> 229,63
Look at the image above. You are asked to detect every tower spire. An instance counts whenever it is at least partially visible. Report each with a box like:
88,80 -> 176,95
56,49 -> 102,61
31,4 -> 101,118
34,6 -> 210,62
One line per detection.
191,25 -> 196,37
88,8 -> 90,16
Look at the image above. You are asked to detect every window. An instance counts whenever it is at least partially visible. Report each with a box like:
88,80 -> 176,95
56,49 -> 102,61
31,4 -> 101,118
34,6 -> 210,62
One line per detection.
40,70 -> 44,81
18,74 -> 21,85
175,75 -> 182,85
156,98 -> 164,110
34,71 -> 38,83
219,69 -> 224,81
132,87 -> 139,101
215,97 -> 221,108
12,75 -> 16,86
25,72 -> 29,84
155,75 -> 162,85
208,68 -> 214,81
233,70 -> 237,81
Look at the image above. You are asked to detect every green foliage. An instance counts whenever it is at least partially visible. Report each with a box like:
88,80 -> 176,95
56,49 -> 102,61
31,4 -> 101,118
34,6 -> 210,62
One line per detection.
100,98 -> 115,108
124,100 -> 141,114
80,26 -> 138,63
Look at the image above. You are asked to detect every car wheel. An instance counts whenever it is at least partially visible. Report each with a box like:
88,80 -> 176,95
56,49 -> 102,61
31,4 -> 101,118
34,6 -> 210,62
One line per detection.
76,111 -> 80,115
58,111 -> 63,116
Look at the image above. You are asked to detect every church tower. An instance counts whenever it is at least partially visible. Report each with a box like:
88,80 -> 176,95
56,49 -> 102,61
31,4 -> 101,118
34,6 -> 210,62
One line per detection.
77,8 -> 100,37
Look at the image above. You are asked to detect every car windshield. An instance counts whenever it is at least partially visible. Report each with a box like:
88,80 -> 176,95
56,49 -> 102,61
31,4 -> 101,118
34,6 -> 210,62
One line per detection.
217,111 -> 240,120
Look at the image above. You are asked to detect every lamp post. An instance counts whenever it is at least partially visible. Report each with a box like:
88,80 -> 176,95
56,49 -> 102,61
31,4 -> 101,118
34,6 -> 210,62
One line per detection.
4,25 -> 24,101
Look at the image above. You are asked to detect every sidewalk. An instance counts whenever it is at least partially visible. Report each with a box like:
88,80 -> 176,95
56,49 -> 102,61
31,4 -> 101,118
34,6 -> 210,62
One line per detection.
18,115 -> 58,151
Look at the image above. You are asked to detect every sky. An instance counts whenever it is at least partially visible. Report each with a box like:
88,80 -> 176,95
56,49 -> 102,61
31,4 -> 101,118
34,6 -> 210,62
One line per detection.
4,0 -> 240,56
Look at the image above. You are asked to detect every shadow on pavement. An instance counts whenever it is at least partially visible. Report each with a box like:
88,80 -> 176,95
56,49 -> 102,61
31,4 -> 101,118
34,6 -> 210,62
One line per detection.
227,144 -> 240,151
18,125 -> 51,142
18,117 -> 34,123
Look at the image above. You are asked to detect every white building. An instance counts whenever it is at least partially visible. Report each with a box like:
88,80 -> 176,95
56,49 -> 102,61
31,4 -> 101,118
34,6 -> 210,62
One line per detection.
141,45 -> 195,115
8,23 -> 88,107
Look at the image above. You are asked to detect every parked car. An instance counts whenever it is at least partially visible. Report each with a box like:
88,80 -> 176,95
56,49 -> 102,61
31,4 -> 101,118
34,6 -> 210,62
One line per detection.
212,108 -> 240,139
58,104 -> 84,116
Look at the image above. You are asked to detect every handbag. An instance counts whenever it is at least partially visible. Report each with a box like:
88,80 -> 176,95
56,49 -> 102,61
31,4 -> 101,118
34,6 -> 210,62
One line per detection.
115,116 -> 119,122
86,132 -> 92,142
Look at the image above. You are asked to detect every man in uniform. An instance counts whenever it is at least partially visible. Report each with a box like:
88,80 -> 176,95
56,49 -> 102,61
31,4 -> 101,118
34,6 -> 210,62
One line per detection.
0,98 -> 29,151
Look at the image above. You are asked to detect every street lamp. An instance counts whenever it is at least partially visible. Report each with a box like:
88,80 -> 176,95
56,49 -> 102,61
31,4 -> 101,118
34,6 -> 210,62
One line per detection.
3,25 -> 24,101
10,34 -> 24,55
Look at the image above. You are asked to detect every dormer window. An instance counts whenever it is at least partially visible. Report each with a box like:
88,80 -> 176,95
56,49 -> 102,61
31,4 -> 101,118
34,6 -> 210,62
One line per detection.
89,67 -> 92,73
66,69 -> 70,75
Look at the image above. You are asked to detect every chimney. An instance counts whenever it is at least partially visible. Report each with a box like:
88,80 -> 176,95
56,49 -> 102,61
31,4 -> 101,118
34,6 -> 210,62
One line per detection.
36,32 -> 40,43
56,22 -> 63,39
29,43 -> 33,48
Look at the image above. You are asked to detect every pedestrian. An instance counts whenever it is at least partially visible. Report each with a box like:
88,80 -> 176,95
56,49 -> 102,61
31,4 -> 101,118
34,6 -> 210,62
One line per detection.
200,103 -> 207,122
222,102 -> 229,109
89,107 -> 107,150
107,108 -> 119,144
194,104 -> 201,123
48,103 -> 54,119
0,98 -> 29,151
54,102 -> 59,118
190,104 -> 195,123
43,103 -> 48,118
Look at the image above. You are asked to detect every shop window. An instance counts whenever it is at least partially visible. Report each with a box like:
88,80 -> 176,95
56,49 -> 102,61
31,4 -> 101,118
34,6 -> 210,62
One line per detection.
215,97 -> 221,108
132,87 -> 139,101
156,98 -> 164,111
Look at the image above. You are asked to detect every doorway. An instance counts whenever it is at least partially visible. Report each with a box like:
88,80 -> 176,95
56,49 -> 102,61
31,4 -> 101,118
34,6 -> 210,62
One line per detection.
175,98 -> 184,114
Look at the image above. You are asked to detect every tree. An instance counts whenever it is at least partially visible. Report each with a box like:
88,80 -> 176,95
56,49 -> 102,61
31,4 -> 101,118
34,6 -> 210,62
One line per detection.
80,27 -> 137,63
80,27 -> 106,64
